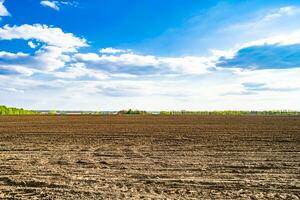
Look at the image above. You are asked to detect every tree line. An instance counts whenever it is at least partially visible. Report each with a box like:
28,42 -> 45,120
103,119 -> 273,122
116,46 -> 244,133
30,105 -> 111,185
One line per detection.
0,105 -> 39,115
115,109 -> 300,116
1,105 -> 299,116
159,110 -> 300,116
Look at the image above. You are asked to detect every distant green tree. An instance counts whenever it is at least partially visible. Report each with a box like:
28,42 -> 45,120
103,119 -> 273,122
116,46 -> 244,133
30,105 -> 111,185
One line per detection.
0,105 -> 39,115
48,110 -> 57,115
117,109 -> 148,115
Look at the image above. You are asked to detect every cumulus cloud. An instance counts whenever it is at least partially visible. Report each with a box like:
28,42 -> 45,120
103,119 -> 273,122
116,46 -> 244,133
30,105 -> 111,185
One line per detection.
34,46 -> 72,71
0,0 -> 9,17
75,51 -> 216,75
0,24 -> 88,72
0,47 -> 72,72
0,24 -> 87,51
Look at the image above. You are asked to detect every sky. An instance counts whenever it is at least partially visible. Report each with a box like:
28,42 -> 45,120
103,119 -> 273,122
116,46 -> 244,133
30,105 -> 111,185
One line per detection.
0,0 -> 300,111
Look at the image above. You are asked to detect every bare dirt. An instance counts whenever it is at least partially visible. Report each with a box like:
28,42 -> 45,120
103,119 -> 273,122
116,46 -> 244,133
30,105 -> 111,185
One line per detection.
0,115 -> 299,199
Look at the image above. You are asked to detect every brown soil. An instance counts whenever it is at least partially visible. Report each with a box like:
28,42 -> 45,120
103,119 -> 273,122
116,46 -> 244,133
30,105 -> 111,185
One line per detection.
0,115 -> 299,199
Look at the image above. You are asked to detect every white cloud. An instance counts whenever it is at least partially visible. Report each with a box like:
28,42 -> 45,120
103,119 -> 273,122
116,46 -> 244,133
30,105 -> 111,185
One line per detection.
0,0 -> 9,16
60,1 -> 78,6
0,24 -> 87,51
213,5 -> 300,58
77,23 -> 300,76
160,56 -> 215,74
40,1 -> 60,10
40,0 -> 78,11
264,6 -> 300,21
0,48 -> 70,72
76,53 -> 159,67
242,30 -> 300,47
210,49 -> 236,60
0,51 -> 29,59
2,67 -> 300,111
34,46 -> 72,71
0,87 -> 24,93
53,63 -> 108,79
28,41 -> 37,48
0,24 -> 88,72
234,68 -> 300,90
75,51 -> 215,75
0,64 -> 36,76
210,28 -> 300,67
213,6 -> 300,61
99,48 -> 131,54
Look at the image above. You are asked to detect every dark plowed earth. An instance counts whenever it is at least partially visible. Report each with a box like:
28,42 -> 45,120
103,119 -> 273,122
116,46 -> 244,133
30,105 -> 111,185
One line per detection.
0,115 -> 299,199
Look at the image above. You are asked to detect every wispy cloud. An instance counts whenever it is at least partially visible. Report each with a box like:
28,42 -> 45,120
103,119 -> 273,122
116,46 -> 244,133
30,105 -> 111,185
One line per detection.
218,5 -> 300,49
40,0 -> 77,11
40,1 -> 60,10
0,87 -> 24,93
263,6 -> 300,21
243,82 -> 300,92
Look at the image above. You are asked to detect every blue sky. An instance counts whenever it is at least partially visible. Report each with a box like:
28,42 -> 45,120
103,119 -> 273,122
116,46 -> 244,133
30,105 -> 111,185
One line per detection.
0,0 -> 300,111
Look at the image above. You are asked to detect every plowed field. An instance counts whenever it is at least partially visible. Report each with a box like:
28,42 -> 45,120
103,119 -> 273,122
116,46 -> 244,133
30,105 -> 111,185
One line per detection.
0,115 -> 299,199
